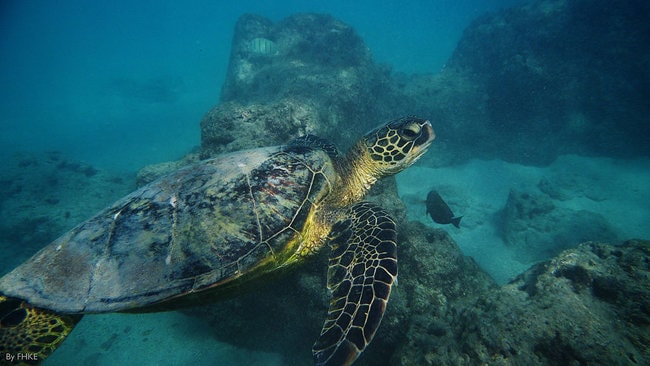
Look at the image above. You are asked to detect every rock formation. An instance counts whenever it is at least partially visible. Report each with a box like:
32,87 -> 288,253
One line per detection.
438,0 -> 650,164
200,13 -> 401,159
427,239 -> 649,366
501,188 -> 618,262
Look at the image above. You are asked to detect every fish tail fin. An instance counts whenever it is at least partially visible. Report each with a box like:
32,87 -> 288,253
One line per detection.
452,216 -> 463,229
0,295 -> 81,362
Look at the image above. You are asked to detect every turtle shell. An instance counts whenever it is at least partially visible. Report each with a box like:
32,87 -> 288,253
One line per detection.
0,145 -> 336,313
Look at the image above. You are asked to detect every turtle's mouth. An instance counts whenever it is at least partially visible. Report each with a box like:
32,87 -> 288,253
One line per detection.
411,120 -> 435,159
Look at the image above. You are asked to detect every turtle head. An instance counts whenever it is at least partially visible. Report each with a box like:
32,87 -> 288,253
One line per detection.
362,116 -> 435,177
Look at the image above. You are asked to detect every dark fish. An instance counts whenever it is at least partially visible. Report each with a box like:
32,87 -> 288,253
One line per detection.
426,190 -> 462,228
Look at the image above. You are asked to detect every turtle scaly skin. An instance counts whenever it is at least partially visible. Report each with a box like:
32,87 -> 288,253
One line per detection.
0,116 -> 434,365
312,202 -> 397,365
0,295 -> 80,361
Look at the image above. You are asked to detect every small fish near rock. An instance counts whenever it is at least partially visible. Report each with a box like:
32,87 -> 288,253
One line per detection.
426,190 -> 462,228
247,37 -> 278,56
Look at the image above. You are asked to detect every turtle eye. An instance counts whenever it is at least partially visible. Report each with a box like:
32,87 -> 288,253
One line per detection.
400,123 -> 421,141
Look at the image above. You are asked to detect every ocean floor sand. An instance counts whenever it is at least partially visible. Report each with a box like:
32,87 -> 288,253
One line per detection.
398,154 -> 650,283
46,311 -> 285,365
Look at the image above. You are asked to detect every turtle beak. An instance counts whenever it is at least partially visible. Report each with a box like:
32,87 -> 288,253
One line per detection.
412,120 -> 435,159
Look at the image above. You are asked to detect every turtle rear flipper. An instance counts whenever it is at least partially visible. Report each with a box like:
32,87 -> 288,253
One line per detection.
313,202 -> 397,366
0,295 -> 81,362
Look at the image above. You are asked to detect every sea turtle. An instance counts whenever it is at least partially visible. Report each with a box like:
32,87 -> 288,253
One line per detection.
0,116 -> 434,365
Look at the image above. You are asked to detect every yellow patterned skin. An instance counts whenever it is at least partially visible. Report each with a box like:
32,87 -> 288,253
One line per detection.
0,295 -> 81,364
312,202 -> 398,366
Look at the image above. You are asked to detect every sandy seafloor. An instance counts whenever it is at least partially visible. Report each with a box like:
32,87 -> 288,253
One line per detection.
398,154 -> 650,283
44,153 -> 650,365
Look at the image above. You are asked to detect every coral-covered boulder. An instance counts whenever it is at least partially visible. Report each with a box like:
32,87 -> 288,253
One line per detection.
200,13 -> 397,157
402,0 -> 650,165
454,0 -> 650,162
501,188 -> 618,262
392,239 -> 650,365
200,99 -> 322,158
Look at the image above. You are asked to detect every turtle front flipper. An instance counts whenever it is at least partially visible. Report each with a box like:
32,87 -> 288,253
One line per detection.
313,202 -> 397,366
0,295 -> 81,363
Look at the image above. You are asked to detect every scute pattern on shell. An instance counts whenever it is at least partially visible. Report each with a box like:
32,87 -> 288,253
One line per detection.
0,146 -> 336,313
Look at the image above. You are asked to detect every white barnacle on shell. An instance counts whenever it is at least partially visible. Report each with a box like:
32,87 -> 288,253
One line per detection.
169,194 -> 177,208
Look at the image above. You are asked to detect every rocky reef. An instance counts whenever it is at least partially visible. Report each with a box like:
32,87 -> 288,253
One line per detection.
198,0 -> 650,167
393,237 -> 649,365
430,0 -> 650,164
200,13 -> 402,159
501,187 -> 618,262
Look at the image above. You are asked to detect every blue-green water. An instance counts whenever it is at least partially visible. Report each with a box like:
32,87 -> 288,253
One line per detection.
1,0 -> 521,173
2,1 -> 649,365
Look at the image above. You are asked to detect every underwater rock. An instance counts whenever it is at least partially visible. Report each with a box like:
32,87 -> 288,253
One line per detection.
364,177 -> 408,225
442,0 -> 650,163
200,99 -> 324,158
182,248 -> 328,365
445,240 -> 650,366
379,222 -> 498,366
221,13 -> 375,102
501,188 -> 618,263
205,13 -> 396,156
389,71 -> 490,167
387,238 -> 650,365
391,0 -> 650,165
160,0 -> 650,169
